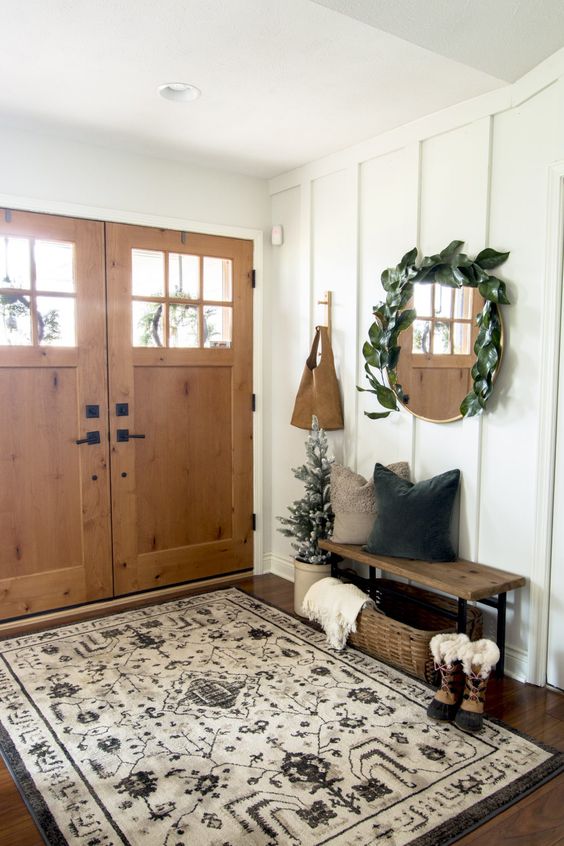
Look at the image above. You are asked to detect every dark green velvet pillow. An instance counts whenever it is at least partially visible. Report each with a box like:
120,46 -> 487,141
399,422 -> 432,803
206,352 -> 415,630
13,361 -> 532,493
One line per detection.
365,463 -> 460,562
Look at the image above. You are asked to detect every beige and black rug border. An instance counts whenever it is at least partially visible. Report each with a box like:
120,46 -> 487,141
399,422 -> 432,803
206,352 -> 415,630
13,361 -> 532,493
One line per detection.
0,587 -> 561,846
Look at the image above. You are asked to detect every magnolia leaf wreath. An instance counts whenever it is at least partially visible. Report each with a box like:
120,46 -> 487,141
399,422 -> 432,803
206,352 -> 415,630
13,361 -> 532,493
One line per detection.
359,240 -> 510,419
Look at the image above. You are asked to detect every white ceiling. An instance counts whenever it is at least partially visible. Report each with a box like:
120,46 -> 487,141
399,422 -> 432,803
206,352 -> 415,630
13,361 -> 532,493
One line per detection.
312,0 -> 564,82
0,0 -> 561,178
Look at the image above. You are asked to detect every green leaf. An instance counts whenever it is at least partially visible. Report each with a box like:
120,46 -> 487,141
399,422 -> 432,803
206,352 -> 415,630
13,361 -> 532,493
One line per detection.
398,285 -> 414,308
475,248 -> 510,269
412,265 -> 435,284
479,277 -> 510,304
460,392 -> 483,418
421,253 -> 441,268
387,345 -> 401,370
451,265 -> 468,285
395,308 -> 417,332
477,343 -> 499,377
440,240 -> 464,260
373,381 -> 399,411
473,377 -> 490,398
381,267 -> 400,291
372,304 -> 386,324
472,263 -> 490,283
362,340 -> 381,368
368,322 -> 382,347
387,292 -> 402,309
364,410 -> 391,419
459,265 -> 480,287
434,265 -> 463,287
399,247 -> 418,271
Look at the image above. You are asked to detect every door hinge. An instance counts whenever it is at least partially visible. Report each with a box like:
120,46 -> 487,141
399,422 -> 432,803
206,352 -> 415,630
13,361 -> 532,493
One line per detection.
251,269 -> 256,288
252,393 -> 256,412
252,513 -> 256,531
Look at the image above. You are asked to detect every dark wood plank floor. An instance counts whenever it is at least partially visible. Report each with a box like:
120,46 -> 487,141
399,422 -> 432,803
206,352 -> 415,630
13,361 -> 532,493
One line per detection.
0,574 -> 562,846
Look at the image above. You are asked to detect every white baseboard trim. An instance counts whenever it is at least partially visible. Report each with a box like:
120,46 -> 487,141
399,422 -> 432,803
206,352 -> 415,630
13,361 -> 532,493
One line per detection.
263,553 -> 294,582
504,646 -> 528,682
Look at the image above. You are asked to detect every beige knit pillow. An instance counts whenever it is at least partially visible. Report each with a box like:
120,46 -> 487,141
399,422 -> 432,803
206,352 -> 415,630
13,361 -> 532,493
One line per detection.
331,461 -> 410,544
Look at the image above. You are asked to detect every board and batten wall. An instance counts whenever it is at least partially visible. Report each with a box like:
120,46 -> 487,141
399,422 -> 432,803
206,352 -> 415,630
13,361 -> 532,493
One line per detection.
266,55 -> 564,684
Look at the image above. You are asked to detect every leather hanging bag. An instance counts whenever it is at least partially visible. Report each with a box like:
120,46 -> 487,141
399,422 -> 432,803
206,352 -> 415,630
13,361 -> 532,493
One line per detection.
291,325 -> 344,430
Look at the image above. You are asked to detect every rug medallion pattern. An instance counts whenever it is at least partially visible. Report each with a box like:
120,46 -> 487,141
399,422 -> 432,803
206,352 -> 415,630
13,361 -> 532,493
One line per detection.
0,588 -> 561,845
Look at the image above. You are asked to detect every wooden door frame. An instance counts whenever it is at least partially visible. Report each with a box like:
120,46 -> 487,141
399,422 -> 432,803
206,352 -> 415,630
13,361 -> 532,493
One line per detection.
0,193 -> 266,579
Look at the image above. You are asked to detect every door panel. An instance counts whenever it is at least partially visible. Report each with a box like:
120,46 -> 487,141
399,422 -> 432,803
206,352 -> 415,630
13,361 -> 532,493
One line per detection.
134,366 -> 233,551
106,223 -> 253,595
0,211 -> 112,618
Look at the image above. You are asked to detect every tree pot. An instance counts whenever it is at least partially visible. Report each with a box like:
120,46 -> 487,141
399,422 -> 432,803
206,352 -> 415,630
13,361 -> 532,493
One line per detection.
293,558 -> 331,616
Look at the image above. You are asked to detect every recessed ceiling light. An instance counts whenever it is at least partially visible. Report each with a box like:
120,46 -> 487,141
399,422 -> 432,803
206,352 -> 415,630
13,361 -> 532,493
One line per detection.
158,82 -> 201,103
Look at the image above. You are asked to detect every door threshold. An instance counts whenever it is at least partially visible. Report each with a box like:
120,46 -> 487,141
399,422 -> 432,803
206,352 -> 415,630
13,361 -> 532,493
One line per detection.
0,569 -> 253,638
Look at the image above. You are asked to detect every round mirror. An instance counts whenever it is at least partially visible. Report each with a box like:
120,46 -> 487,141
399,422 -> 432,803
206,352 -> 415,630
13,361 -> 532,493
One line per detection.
395,283 -> 499,422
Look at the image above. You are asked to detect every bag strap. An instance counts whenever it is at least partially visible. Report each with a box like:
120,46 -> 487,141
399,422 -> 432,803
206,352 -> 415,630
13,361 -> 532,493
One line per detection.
305,327 -> 321,370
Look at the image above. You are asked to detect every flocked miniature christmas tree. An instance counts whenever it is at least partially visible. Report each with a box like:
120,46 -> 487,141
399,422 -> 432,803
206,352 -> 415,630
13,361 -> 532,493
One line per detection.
277,415 -> 334,564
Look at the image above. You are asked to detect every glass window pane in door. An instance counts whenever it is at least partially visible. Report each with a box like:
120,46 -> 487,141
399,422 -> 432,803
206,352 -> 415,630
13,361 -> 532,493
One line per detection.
453,322 -> 472,355
35,241 -> 75,292
204,305 -> 232,348
131,250 -> 165,297
203,257 -> 232,301
132,300 -> 164,347
412,319 -> 431,354
169,253 -> 199,299
433,321 -> 451,354
0,293 -> 32,344
454,287 -> 474,320
413,283 -> 432,317
36,296 -> 76,346
0,237 -> 30,289
434,285 -> 452,317
169,304 -> 199,347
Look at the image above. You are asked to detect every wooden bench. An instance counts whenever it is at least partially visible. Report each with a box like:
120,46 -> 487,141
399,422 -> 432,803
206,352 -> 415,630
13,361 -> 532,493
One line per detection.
318,540 -> 526,677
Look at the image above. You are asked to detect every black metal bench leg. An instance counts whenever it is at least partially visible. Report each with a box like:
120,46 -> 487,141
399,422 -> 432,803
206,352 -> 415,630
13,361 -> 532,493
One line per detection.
496,592 -> 506,678
457,598 -> 467,634
369,565 -> 376,601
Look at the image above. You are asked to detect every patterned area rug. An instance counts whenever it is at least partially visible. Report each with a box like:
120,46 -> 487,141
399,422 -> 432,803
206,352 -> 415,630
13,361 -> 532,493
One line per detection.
0,588 -> 562,846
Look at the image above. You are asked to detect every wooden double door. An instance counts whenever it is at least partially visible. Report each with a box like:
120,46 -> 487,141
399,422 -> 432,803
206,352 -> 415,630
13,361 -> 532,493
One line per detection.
0,211 -> 254,620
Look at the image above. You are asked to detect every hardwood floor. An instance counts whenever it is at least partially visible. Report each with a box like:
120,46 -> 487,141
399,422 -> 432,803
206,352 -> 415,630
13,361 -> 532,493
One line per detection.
0,574 -> 562,846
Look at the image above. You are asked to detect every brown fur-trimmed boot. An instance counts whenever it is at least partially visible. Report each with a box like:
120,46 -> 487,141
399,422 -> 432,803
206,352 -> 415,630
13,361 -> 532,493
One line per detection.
426,633 -> 469,722
454,638 -> 500,733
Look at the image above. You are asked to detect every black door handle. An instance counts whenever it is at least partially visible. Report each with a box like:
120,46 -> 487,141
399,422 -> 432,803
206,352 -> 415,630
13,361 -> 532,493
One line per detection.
75,431 -> 101,445
117,429 -> 146,443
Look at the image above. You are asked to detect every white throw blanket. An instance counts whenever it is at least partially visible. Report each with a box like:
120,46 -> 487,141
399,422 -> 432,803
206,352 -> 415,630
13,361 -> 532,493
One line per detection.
302,577 -> 375,650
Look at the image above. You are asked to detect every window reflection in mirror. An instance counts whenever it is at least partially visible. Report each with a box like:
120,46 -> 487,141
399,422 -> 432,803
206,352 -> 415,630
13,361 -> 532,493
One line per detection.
396,282 -> 484,422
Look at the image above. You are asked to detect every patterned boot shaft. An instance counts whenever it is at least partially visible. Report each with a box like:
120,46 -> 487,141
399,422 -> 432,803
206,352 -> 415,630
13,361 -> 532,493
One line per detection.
454,668 -> 490,733
426,661 -> 464,722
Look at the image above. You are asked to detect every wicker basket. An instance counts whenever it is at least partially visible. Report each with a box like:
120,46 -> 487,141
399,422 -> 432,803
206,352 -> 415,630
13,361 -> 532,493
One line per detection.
348,578 -> 483,683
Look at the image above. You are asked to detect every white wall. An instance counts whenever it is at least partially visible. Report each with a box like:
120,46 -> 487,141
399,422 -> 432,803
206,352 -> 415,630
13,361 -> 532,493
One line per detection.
267,55 -> 564,682
0,126 -> 270,231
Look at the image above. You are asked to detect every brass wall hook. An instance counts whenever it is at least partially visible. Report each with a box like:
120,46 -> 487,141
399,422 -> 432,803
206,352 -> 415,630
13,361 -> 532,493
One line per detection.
317,290 -> 332,341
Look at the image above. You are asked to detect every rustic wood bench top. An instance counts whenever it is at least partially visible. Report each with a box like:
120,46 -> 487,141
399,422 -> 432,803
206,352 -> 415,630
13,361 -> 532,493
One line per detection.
318,540 -> 526,601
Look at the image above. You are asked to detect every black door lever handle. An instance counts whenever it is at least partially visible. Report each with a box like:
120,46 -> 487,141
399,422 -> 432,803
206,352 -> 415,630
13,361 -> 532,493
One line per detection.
117,429 -> 146,443
75,431 -> 101,445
